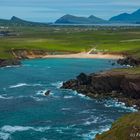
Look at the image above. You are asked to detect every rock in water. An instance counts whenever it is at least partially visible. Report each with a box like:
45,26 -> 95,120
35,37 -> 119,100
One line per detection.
44,90 -> 51,96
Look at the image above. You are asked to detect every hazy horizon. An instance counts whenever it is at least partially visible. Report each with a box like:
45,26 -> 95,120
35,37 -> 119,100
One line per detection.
0,0 -> 140,22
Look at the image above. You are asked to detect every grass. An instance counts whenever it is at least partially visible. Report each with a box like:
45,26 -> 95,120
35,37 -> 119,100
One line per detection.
95,112 -> 140,140
0,26 -> 140,58
112,67 -> 140,75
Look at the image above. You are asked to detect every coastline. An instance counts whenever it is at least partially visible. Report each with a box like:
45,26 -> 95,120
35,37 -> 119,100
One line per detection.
61,69 -> 140,110
43,52 -> 124,59
0,50 -> 124,67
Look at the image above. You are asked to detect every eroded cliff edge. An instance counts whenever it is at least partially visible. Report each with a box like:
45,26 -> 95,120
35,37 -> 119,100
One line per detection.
61,68 -> 140,110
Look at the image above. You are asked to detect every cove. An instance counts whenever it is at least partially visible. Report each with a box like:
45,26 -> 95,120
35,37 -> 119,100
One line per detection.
0,58 -> 135,140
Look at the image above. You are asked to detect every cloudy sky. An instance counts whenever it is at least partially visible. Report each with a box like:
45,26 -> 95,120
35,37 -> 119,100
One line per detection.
0,0 -> 140,22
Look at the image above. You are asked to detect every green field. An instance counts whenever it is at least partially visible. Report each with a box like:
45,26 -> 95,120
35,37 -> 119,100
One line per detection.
0,26 -> 140,59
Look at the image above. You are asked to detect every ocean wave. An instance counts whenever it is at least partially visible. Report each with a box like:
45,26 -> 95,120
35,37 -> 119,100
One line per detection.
0,125 -> 51,140
83,125 -> 111,140
82,130 -> 99,140
9,83 -> 28,88
78,109 -> 96,114
82,116 -> 99,126
61,108 -> 71,111
51,81 -> 63,89
63,95 -> 73,99
0,132 -> 11,140
104,99 -> 137,112
72,91 -> 92,100
0,95 -> 13,100
1,125 -> 50,133
9,83 -> 42,88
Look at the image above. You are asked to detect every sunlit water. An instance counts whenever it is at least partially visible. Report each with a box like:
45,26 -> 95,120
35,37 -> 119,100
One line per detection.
0,58 -> 136,140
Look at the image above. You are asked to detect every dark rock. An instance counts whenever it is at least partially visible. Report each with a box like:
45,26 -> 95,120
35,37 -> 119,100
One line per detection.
76,73 -> 91,85
0,59 -> 21,67
121,75 -> 140,99
111,62 -> 115,66
117,56 -> 140,66
44,90 -> 51,96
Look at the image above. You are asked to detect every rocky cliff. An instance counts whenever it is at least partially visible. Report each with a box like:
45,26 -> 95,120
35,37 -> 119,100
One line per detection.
117,56 -> 140,66
62,70 -> 140,109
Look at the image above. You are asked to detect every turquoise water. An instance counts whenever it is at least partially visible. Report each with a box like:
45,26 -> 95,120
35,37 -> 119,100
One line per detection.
0,58 -> 135,140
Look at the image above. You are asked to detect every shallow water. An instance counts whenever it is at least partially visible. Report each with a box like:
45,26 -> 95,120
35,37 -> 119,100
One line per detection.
0,58 -> 136,140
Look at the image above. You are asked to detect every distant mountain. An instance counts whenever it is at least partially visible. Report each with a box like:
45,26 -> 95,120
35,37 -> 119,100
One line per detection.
0,16 -> 49,26
55,14 -> 107,24
109,9 -> 140,23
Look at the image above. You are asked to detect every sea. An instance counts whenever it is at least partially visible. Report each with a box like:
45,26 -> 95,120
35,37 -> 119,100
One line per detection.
0,58 -> 136,140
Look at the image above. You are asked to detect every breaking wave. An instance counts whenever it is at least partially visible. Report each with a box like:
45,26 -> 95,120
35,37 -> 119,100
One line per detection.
104,99 -> 137,112
9,83 -> 42,88
51,81 -> 63,89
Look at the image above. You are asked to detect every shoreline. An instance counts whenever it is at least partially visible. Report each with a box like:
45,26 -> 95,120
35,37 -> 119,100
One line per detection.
43,52 -> 124,59
61,70 -> 140,110
0,50 -> 124,67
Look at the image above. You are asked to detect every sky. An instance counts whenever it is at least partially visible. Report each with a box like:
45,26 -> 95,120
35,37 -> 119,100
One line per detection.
0,0 -> 140,22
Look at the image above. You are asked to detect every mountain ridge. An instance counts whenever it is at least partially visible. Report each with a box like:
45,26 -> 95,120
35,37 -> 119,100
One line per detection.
55,14 -> 107,24
0,8 -> 140,26
109,8 -> 140,23
0,16 -> 49,26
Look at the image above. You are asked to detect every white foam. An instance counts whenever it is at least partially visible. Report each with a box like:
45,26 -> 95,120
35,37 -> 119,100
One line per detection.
104,99 -> 137,112
98,125 -> 110,134
1,125 -> 33,133
36,90 -> 47,96
83,121 -> 92,126
9,83 -> 28,88
36,90 -> 54,97
64,96 -> 73,99
30,96 -> 46,102
82,116 -> 99,126
72,91 -> 92,100
0,95 -> 13,100
51,81 -> 63,89
0,132 -> 10,140
83,125 -> 111,140
82,130 -> 99,140
61,108 -> 71,111
9,83 -> 42,88
1,125 -> 50,134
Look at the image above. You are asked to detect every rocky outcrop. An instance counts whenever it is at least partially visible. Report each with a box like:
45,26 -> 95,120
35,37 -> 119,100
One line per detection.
0,59 -> 21,67
11,49 -> 49,59
11,49 -> 72,59
62,71 -> 140,109
117,56 -> 140,66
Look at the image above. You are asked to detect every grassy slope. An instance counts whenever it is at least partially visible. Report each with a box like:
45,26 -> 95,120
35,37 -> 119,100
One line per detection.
95,112 -> 140,140
0,26 -> 140,59
112,67 -> 140,74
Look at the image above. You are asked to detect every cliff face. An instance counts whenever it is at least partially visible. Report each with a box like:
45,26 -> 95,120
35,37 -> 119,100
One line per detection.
0,49 -> 48,67
62,71 -> 140,109
11,49 -> 48,59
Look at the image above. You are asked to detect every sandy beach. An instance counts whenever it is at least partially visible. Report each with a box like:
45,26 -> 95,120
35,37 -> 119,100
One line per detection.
43,52 -> 124,59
